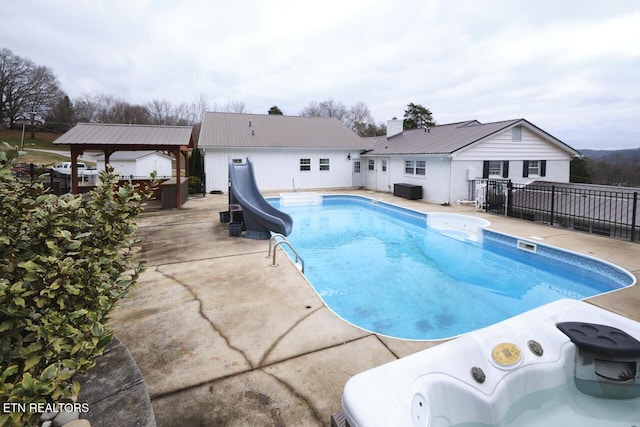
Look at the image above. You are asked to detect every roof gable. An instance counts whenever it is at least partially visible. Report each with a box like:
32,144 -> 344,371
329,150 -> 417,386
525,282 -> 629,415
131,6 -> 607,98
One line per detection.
198,112 -> 371,150
367,119 -> 579,157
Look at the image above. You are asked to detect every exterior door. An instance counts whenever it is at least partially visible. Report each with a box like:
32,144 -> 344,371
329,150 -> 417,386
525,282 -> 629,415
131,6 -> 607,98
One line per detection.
352,160 -> 363,187
375,158 -> 390,192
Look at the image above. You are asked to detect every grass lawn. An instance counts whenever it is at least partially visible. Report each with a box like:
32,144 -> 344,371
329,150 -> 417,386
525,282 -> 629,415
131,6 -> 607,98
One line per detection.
1,128 -> 74,166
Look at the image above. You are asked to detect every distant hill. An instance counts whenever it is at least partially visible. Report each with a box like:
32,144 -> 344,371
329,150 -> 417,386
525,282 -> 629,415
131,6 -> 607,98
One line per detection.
577,147 -> 640,186
580,147 -> 640,162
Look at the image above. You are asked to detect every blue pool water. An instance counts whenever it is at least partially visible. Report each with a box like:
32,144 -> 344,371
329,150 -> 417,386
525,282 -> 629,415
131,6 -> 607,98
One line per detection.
273,195 -> 634,340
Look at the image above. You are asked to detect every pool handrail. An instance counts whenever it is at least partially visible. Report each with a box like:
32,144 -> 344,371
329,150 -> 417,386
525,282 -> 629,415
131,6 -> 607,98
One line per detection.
268,233 -> 305,273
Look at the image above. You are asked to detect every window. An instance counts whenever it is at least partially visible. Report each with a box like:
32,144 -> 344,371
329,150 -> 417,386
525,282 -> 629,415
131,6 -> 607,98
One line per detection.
405,160 -> 414,174
368,159 -> 375,171
512,126 -> 522,142
405,159 -> 426,176
319,158 -> 330,171
353,161 -> 361,173
522,160 -> 546,178
381,159 -> 387,173
488,161 -> 502,176
300,158 -> 310,171
483,160 -> 509,179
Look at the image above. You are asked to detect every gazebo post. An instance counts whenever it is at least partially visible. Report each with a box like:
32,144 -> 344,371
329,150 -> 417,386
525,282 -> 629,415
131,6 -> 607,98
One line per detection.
104,149 -> 113,168
175,149 -> 182,208
184,150 -> 190,177
70,147 -> 83,194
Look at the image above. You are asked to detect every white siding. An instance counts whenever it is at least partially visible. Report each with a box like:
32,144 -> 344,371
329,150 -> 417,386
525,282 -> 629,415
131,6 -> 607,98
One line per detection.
204,148 -> 357,192
454,127 -> 573,185
137,155 -> 173,177
97,153 -> 172,177
455,127 -> 572,161
365,156 -> 452,204
364,154 -> 573,204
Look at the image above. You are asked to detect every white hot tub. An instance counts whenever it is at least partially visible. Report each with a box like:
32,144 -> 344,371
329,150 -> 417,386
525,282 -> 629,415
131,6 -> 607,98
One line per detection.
341,299 -> 640,426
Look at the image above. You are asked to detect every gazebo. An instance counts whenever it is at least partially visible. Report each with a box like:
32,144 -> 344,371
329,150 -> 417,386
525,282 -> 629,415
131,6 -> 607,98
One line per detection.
54,123 -> 195,208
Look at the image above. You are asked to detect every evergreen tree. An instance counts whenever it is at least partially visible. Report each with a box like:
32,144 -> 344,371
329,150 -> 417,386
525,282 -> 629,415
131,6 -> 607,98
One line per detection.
268,105 -> 283,115
403,102 -> 436,130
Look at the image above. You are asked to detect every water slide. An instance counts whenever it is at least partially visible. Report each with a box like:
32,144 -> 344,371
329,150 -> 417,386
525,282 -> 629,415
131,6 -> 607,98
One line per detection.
228,157 -> 293,239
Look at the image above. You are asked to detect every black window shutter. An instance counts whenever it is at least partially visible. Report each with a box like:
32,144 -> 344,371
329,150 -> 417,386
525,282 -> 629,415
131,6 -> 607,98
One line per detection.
482,161 -> 489,179
540,160 -> 547,177
502,161 -> 509,178
523,160 -> 529,178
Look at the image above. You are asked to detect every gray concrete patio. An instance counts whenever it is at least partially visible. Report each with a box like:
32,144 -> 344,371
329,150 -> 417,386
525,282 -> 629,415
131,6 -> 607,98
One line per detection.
108,191 -> 640,426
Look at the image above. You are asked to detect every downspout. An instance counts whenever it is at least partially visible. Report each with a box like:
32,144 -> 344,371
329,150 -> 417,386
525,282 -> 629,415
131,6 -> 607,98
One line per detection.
447,156 -> 453,204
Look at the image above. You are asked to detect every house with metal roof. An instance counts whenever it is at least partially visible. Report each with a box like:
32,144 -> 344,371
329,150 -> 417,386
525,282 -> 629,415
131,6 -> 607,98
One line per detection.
198,112 -> 372,193
363,118 -> 581,204
198,113 -> 581,205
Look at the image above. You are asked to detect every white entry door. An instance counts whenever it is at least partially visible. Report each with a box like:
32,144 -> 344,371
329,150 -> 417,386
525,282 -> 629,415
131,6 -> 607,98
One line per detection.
375,158 -> 390,192
352,160 -> 363,187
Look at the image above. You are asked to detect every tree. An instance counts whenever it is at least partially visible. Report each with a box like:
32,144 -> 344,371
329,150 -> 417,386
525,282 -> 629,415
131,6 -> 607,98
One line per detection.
110,101 -> 151,124
188,148 -> 205,194
0,48 -> 31,128
362,121 -> 387,137
268,105 -> 283,115
23,65 -> 64,137
300,98 -> 347,121
45,94 -> 75,132
300,100 -> 322,117
73,93 -> 102,123
404,102 -> 436,130
345,102 -> 372,135
569,157 -> 590,183
219,100 -> 246,113
0,49 -> 65,134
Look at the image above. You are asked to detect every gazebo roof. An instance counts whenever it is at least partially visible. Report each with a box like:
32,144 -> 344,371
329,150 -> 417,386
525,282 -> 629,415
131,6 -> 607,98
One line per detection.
53,123 -> 195,208
54,123 -> 195,150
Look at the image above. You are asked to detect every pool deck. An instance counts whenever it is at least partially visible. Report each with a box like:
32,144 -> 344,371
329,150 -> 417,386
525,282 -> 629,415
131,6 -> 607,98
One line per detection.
109,190 -> 640,426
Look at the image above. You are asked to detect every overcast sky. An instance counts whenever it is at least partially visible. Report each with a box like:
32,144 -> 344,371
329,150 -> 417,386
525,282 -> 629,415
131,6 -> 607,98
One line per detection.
3,0 -> 639,150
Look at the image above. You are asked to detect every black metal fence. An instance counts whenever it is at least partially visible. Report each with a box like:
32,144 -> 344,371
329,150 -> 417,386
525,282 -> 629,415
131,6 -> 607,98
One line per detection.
480,180 -> 639,242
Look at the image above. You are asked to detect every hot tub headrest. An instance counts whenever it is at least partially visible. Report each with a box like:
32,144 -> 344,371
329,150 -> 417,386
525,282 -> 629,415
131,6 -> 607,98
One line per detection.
557,321 -> 640,357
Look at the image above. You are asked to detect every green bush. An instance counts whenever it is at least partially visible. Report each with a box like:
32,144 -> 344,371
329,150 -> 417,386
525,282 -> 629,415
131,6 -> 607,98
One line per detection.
0,146 -> 153,426
188,175 -> 202,195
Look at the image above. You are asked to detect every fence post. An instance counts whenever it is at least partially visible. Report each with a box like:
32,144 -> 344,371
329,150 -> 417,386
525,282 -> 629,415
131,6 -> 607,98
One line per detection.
506,181 -> 513,216
550,185 -> 555,226
484,182 -> 489,212
632,192 -> 638,242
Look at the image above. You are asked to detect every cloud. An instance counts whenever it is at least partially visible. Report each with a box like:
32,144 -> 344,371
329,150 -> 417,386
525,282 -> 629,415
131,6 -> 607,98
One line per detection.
2,0 -> 640,149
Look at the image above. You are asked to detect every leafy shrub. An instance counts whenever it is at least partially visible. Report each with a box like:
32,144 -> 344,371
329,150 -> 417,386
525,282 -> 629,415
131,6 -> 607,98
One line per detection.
0,146 -> 153,426
188,175 -> 202,195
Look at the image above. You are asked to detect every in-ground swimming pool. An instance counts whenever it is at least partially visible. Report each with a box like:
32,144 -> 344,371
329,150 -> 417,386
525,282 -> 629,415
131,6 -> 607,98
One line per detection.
272,194 -> 635,340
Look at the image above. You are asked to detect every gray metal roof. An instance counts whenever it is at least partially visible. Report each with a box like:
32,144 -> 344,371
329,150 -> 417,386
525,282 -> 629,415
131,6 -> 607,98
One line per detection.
198,112 -> 372,150
54,123 -> 194,147
367,119 -> 580,156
